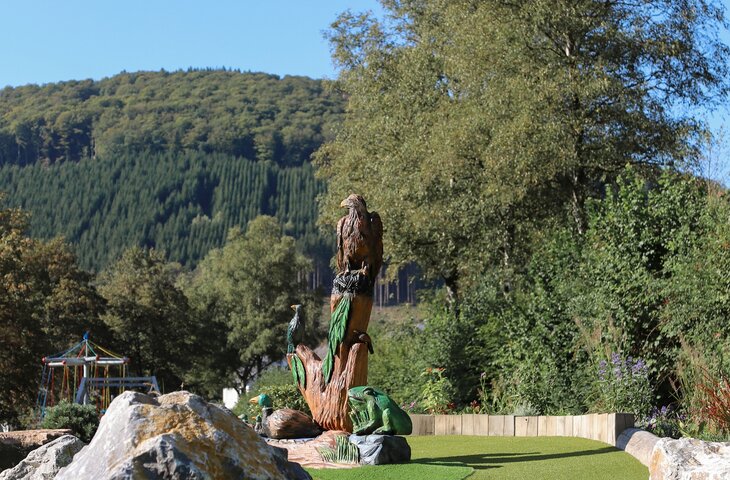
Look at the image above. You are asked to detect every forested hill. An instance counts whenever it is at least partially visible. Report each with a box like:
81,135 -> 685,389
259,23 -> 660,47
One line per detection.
0,69 -> 342,165
0,70 -> 344,272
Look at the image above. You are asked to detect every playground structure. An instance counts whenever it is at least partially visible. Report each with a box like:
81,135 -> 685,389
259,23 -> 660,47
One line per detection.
36,333 -> 159,420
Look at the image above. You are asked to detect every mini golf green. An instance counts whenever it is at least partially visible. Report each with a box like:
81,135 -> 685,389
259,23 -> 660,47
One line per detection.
306,435 -> 648,480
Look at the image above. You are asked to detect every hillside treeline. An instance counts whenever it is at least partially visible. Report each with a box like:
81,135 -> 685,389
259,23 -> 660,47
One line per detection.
0,69 -> 343,166
0,151 -> 328,271
0,70 -> 344,273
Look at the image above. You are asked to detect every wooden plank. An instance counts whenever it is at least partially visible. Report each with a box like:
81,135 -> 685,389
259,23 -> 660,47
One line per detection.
615,413 -> 634,442
434,415 -> 447,435
582,415 -> 592,439
474,415 -> 489,435
488,415 -> 504,436
504,415 -> 515,436
435,415 -> 461,435
607,413 -> 617,445
564,416 -> 573,437
462,414 -> 489,435
573,415 -> 587,438
515,416 -> 529,436
555,416 -> 567,436
589,414 -> 599,441
596,413 -> 608,443
537,416 -> 548,436
543,416 -> 558,436
461,414 -> 477,435
409,414 -> 435,436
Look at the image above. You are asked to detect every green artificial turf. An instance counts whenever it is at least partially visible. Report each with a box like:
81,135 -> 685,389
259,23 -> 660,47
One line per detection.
306,436 -> 648,480
307,463 -> 473,480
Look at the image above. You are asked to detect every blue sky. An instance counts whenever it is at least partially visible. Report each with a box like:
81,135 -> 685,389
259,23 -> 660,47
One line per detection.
0,0 -> 384,86
0,0 -> 728,177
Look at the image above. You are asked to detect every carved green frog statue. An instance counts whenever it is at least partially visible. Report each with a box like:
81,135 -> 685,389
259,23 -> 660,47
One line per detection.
348,386 -> 413,435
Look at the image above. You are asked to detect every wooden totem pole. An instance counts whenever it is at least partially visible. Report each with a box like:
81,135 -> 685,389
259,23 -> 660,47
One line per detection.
287,194 -> 382,432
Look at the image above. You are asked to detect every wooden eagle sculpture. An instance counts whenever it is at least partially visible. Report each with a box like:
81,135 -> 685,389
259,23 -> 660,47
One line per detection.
336,193 -> 383,285
286,193 -> 383,430
322,194 -> 383,384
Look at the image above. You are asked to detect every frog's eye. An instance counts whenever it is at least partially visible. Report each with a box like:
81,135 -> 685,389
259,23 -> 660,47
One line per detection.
363,387 -> 374,395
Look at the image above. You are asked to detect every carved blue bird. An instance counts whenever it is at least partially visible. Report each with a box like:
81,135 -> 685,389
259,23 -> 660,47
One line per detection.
287,304 -> 305,354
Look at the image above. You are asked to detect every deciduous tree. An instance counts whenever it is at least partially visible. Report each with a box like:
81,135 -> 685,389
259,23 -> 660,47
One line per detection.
185,216 -> 322,393
318,0 -> 729,306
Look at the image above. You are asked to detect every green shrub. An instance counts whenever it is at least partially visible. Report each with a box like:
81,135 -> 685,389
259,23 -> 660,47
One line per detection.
40,401 -> 99,442
367,321 -> 428,409
419,368 -> 454,414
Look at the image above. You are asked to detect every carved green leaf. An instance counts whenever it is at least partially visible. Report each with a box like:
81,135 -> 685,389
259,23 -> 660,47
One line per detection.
291,355 -> 306,389
322,295 -> 351,384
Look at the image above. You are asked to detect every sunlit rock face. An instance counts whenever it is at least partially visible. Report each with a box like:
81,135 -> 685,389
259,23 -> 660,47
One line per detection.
0,434 -> 84,480
650,437 -> 730,480
55,391 -> 311,480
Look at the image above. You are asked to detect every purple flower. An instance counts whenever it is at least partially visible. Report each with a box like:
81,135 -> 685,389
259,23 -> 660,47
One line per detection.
613,366 -> 623,379
611,352 -> 621,365
632,359 -> 646,374
598,360 -> 607,380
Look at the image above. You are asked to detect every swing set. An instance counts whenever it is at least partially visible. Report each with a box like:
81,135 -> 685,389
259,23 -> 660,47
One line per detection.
36,333 -> 159,420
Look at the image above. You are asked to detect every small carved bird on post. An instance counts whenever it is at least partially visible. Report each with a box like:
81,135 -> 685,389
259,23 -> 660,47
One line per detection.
336,194 -> 383,286
287,304 -> 304,354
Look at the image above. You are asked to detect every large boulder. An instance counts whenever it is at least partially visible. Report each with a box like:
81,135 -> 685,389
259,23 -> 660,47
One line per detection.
55,391 -> 311,480
650,437 -> 730,480
0,429 -> 72,470
0,434 -> 84,480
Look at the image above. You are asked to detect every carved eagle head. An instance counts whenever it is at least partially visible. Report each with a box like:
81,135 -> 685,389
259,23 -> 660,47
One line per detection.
340,194 -> 368,214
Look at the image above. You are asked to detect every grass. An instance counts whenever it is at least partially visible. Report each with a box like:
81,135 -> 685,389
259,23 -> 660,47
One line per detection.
306,436 -> 648,480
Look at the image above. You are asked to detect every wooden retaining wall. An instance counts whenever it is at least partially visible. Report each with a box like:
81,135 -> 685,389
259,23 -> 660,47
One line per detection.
410,413 -> 634,446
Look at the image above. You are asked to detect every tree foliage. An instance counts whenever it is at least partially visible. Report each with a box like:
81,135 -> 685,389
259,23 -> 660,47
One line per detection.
185,216 -> 323,391
491,168 -> 724,414
0,70 -> 343,166
318,0 -> 729,303
97,247 -> 192,392
0,198 -> 106,425
0,151 -> 329,271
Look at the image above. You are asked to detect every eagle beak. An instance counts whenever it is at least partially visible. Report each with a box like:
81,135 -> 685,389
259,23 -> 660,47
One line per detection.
340,199 -> 348,208
290,305 -> 296,310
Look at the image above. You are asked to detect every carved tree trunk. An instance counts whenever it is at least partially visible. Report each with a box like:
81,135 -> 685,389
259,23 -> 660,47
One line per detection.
287,292 -> 373,432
